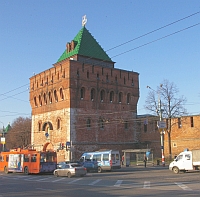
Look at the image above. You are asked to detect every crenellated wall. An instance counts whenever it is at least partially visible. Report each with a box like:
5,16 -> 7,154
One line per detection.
30,57 -> 141,161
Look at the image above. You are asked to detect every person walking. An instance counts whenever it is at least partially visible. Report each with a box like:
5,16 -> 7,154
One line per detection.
122,155 -> 124,165
144,154 -> 147,168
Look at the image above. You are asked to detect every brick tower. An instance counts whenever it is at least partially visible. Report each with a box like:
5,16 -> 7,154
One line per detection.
29,19 -> 139,162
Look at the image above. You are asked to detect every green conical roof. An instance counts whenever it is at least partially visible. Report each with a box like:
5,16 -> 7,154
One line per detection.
57,26 -> 112,63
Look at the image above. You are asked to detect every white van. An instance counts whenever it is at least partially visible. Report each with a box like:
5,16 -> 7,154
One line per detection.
80,150 -> 121,173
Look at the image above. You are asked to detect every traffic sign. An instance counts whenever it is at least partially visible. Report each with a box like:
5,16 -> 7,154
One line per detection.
157,121 -> 166,129
1,137 -> 5,144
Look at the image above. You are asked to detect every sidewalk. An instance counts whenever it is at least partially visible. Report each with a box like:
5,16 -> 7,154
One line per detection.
118,164 -> 169,172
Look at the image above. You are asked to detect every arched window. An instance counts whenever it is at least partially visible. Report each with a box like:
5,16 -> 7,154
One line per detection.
57,118 -> 61,129
34,96 -> 38,107
87,118 -> 91,128
127,93 -> 131,104
144,124 -> 147,132
38,121 -> 42,131
42,121 -> 53,131
81,87 -> 85,100
87,71 -> 89,79
32,83 -> 34,91
100,90 -> 105,102
60,88 -> 64,100
62,71 -> 65,78
124,77 -> 126,85
54,90 -> 58,102
106,74 -> 109,82
44,93 -> 47,105
124,120 -> 128,130
132,78 -> 134,86
49,92 -> 52,103
119,92 -> 122,103
91,88 -> 95,101
110,91 -> 114,103
39,95 -> 42,106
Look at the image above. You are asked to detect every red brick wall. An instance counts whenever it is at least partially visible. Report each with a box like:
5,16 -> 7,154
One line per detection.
164,115 -> 200,159
30,58 -> 142,161
31,57 -> 200,162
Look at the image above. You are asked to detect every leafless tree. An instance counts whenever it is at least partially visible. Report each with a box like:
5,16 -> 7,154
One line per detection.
5,117 -> 31,150
145,79 -> 187,159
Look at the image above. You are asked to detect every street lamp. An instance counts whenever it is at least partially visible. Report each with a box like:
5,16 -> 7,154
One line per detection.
147,85 -> 165,166
0,121 -> 5,151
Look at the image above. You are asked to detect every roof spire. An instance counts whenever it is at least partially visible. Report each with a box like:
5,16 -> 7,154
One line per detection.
82,15 -> 87,27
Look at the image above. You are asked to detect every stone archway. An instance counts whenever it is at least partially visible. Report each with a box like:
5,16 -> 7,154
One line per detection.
43,142 -> 54,151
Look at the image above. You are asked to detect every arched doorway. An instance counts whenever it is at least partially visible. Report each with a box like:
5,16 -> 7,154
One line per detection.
43,142 -> 54,151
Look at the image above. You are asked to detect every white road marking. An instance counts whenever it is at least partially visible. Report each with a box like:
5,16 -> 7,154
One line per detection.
175,182 -> 192,190
114,180 -> 123,187
37,177 -> 51,181
24,177 -> 36,180
36,188 -> 54,191
68,178 -> 83,184
88,179 -> 102,185
52,177 -> 66,182
143,181 -> 150,189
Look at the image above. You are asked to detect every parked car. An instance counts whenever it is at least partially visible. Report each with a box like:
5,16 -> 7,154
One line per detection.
57,161 -> 70,169
53,163 -> 87,178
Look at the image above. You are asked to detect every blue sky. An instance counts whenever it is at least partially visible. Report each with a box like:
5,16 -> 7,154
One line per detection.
0,0 -> 200,127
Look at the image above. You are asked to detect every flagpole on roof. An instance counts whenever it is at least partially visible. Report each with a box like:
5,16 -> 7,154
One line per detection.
82,15 -> 87,27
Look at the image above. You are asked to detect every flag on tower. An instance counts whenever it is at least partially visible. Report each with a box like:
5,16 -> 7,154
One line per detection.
4,123 -> 11,133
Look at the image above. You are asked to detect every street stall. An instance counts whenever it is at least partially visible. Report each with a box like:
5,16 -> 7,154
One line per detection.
122,149 -> 153,166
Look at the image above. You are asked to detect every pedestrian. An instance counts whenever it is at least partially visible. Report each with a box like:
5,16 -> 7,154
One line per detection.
122,155 -> 124,165
144,154 -> 147,168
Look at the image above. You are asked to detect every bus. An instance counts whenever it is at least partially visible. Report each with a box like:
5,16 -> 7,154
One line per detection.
80,150 -> 121,173
0,148 -> 57,174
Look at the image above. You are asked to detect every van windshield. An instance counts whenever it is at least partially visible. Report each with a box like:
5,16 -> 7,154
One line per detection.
79,157 -> 84,162
175,155 -> 183,161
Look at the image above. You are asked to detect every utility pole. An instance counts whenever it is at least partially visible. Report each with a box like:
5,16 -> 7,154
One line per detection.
0,121 -> 5,151
2,125 -> 5,151
158,98 -> 165,167
147,85 -> 165,167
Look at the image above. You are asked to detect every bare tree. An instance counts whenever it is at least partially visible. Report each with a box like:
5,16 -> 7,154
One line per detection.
145,79 -> 187,159
6,117 -> 31,150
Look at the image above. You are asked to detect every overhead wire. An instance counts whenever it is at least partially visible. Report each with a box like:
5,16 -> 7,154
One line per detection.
1,11 -> 200,119
81,11 -> 200,66
106,11 -> 200,52
111,23 -> 200,59
3,11 -> 199,103
0,89 -> 29,102
0,83 -> 29,97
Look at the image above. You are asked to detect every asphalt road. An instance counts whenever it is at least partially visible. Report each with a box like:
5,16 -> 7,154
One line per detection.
0,165 -> 200,197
